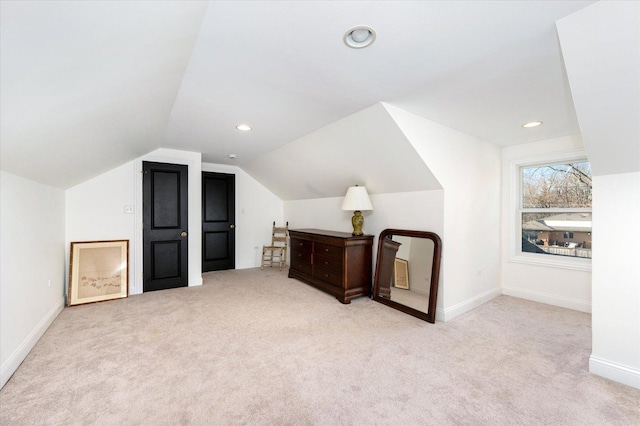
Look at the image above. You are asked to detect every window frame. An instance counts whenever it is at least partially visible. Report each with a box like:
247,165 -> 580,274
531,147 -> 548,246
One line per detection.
508,150 -> 592,272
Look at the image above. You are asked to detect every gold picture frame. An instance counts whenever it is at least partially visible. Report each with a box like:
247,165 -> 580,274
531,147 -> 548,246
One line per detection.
393,258 -> 409,290
68,240 -> 129,306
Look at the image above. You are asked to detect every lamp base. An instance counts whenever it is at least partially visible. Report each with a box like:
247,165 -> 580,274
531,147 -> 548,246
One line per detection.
351,210 -> 364,236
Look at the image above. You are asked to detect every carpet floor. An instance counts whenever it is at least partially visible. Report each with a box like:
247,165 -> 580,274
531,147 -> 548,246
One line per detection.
1,267 -> 639,425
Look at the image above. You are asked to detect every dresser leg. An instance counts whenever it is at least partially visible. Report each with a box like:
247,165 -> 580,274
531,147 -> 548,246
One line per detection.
337,297 -> 351,304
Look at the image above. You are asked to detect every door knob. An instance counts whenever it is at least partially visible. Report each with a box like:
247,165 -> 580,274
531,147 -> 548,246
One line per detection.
230,224 -> 235,229
181,231 -> 188,237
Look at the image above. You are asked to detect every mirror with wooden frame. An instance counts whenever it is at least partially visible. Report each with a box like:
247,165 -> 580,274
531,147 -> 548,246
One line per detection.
372,229 -> 442,323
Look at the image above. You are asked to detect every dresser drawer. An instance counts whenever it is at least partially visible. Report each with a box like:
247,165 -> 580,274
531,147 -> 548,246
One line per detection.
291,249 -> 311,264
313,267 -> 343,287
290,250 -> 312,275
314,253 -> 343,273
314,242 -> 343,259
291,238 -> 312,253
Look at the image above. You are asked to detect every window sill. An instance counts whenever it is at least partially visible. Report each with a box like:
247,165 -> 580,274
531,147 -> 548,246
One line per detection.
509,253 -> 592,272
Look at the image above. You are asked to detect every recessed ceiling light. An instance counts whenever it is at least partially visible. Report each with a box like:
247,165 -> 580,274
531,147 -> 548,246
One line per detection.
344,25 -> 376,49
522,121 -> 543,128
228,154 -> 238,159
236,124 -> 252,131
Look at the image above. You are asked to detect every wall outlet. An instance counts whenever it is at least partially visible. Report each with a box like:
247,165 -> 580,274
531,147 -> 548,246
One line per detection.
48,280 -> 51,287
124,205 -> 134,214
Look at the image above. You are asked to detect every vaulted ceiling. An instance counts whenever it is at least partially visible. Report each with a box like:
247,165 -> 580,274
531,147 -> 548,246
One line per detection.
1,1 -> 598,190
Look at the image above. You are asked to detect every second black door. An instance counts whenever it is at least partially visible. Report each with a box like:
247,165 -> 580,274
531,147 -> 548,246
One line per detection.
202,172 -> 235,272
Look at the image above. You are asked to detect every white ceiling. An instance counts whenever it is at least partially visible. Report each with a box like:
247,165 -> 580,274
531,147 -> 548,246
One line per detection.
1,1 -> 597,189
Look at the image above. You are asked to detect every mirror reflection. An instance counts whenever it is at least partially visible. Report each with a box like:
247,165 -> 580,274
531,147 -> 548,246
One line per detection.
373,229 -> 442,323
381,236 -> 434,313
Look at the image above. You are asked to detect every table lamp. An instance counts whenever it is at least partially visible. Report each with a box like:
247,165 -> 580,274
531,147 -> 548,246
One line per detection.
341,185 -> 373,236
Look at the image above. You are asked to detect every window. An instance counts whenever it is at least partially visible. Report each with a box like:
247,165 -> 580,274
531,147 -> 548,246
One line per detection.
518,160 -> 592,262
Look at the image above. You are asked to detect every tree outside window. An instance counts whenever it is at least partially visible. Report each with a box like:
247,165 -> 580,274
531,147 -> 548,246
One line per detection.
520,161 -> 592,259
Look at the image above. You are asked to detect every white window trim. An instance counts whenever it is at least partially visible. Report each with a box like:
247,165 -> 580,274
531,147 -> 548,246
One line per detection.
508,149 -> 592,272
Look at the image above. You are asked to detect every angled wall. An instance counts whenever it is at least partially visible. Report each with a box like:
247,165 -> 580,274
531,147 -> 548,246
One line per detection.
557,1 -> 640,388
241,103 -> 442,201
384,103 -> 502,320
0,1 -> 209,189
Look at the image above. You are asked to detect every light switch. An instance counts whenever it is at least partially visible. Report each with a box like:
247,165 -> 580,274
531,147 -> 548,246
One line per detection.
124,205 -> 134,214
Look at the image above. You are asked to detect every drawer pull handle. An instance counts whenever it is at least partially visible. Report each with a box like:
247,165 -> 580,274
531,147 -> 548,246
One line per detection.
297,254 -> 302,257
324,274 -> 329,278
324,261 -> 329,265
325,248 -> 329,252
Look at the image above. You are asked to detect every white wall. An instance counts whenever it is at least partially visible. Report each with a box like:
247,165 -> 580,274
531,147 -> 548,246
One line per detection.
501,135 -> 591,312
67,149 -> 202,295
1,171 -> 66,389
384,104 -> 502,321
590,172 -> 640,389
285,190 -> 445,311
203,163 -> 284,269
285,190 -> 444,237
66,161 -> 138,289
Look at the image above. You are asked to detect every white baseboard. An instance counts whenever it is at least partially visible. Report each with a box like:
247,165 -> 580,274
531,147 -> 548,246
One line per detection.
0,296 -> 65,390
440,287 -> 501,322
502,286 -> 591,313
589,355 -> 640,389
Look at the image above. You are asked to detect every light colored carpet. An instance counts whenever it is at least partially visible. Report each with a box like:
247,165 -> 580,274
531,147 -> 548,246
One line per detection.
1,268 -> 638,425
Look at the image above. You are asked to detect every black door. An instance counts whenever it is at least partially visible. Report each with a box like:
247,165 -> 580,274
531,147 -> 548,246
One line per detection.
143,161 -> 189,292
202,172 -> 235,272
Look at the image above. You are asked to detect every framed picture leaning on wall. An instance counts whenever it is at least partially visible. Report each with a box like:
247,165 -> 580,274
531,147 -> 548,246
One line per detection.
393,258 -> 410,290
68,240 -> 129,306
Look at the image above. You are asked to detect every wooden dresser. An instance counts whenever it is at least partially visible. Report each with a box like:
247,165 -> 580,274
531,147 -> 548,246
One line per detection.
288,229 -> 373,304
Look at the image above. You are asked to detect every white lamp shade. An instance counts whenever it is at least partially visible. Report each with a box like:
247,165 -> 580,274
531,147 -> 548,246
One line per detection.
341,186 -> 373,211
